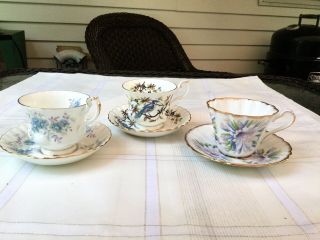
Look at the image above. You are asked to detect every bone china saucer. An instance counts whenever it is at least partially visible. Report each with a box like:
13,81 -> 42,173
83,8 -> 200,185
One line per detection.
185,124 -> 292,167
0,122 -> 112,165
108,105 -> 191,137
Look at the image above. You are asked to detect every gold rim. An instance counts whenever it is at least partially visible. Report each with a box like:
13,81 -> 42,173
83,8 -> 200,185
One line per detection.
18,90 -> 91,110
0,123 -> 112,161
108,105 -> 191,134
184,124 -> 292,168
207,97 -> 279,119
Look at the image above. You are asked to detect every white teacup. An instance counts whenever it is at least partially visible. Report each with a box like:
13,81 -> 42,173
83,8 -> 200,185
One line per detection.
18,91 -> 101,156
122,79 -> 189,129
207,97 -> 295,158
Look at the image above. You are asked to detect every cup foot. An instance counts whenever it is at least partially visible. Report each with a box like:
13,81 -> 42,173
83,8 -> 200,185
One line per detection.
40,144 -> 77,156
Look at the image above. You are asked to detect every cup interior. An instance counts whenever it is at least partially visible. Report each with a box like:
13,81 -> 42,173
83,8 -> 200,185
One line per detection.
18,91 -> 89,109
122,79 -> 176,93
207,98 -> 278,117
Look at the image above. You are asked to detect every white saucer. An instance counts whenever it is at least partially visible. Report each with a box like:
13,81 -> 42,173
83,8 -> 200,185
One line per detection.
108,105 -> 191,137
185,124 -> 292,167
0,122 -> 112,165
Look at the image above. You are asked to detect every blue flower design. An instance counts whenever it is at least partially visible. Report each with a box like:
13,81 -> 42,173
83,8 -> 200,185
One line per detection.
193,140 -> 230,161
24,139 -> 35,145
15,148 -> 34,155
50,119 -> 70,132
8,137 -> 36,156
220,119 -> 268,154
69,98 -> 81,107
29,112 -> 74,143
50,123 -> 61,132
31,117 -> 48,132
193,139 -> 282,165
248,148 -> 281,162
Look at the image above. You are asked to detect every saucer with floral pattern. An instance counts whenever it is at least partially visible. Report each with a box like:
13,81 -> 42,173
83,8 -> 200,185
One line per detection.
0,122 -> 112,165
108,105 -> 191,137
185,124 -> 292,167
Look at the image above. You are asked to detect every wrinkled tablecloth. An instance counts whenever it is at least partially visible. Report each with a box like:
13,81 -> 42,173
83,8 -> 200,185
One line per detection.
0,72 -> 319,240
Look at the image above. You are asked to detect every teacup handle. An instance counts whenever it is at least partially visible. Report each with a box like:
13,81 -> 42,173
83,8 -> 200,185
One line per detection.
85,96 -> 101,124
171,80 -> 189,103
261,111 -> 296,141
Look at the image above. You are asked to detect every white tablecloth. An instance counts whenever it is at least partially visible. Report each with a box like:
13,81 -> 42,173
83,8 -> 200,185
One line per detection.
0,72 -> 319,240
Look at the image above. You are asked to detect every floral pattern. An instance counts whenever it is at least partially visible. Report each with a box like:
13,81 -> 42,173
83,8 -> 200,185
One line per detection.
185,124 -> 291,167
69,98 -> 82,107
85,125 -> 96,138
244,148 -> 281,164
217,118 -> 268,155
0,123 -> 111,162
114,107 -> 183,130
193,139 -> 282,165
130,82 -> 162,93
29,112 -> 74,143
7,134 -> 36,155
209,111 -> 219,142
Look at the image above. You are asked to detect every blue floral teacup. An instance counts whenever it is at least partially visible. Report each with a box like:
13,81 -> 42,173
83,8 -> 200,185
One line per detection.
207,97 -> 295,158
122,79 -> 189,129
18,91 -> 101,156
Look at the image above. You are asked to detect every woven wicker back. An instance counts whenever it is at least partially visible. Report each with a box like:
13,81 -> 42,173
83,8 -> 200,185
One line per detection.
85,12 -> 196,71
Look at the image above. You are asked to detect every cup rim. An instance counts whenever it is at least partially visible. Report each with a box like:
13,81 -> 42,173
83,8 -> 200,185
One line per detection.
122,79 -> 177,94
207,97 -> 279,118
18,90 -> 90,110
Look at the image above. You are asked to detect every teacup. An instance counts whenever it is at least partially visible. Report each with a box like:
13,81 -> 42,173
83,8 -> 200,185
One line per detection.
207,97 -> 295,158
18,91 -> 101,156
122,79 -> 189,129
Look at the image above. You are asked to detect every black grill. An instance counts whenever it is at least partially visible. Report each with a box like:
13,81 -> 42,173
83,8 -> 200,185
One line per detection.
264,14 -> 320,80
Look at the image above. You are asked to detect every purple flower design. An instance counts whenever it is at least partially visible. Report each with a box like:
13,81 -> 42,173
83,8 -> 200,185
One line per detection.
220,119 -> 268,155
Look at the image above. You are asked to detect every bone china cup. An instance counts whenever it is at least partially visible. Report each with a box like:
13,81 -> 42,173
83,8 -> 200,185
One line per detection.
207,97 -> 295,158
122,79 -> 189,129
18,91 -> 101,156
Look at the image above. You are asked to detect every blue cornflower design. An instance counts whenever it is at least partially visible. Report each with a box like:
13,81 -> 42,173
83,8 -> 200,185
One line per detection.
50,122 -> 63,132
193,140 -> 230,161
28,112 -> 74,144
220,119 -> 267,154
50,118 -> 70,132
251,148 -> 281,161
31,117 -> 48,132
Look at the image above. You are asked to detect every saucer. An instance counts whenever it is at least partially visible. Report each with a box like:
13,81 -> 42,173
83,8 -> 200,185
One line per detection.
0,122 -> 112,165
185,124 -> 292,167
108,105 -> 191,137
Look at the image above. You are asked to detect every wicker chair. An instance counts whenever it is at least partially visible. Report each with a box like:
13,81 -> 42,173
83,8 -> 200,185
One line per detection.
85,12 -> 196,72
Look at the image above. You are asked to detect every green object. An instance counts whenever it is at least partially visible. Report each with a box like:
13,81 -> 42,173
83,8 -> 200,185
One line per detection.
0,30 -> 27,70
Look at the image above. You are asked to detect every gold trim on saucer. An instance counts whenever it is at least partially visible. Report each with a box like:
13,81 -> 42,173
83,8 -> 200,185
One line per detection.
185,124 -> 292,168
0,122 -> 112,161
